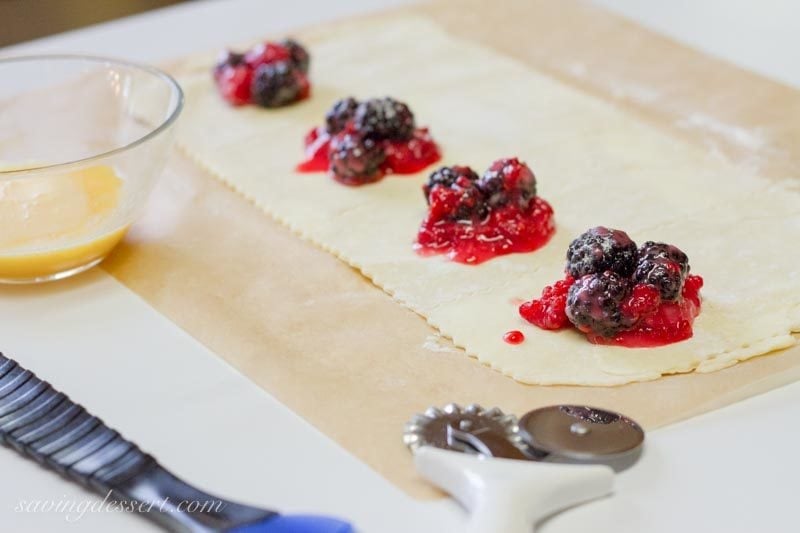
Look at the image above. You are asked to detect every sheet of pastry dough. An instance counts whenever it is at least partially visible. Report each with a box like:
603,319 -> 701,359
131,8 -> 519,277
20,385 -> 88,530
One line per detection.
175,17 -> 800,385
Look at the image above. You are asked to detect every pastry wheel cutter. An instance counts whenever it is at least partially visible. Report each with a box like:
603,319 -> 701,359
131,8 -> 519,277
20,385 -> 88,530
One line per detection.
404,403 -> 645,533
0,352 -> 353,533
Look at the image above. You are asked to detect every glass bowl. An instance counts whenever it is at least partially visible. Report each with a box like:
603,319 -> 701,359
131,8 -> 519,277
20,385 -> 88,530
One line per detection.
0,55 -> 183,283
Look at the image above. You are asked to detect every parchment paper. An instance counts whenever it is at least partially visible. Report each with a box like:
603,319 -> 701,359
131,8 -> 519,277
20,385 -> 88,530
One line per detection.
103,0 -> 800,498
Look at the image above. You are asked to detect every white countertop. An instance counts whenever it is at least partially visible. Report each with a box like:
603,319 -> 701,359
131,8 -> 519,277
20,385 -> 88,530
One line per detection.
2,1 -> 799,532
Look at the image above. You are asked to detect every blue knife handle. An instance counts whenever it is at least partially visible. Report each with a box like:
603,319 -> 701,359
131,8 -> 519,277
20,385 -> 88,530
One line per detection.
0,353 -> 353,533
230,515 -> 355,533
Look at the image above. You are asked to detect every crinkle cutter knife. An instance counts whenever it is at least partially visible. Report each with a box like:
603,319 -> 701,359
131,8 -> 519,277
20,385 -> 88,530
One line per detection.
0,352 -> 353,533
404,403 -> 645,533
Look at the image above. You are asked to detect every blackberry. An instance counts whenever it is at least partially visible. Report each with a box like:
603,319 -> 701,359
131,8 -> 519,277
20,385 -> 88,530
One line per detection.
565,227 -> 637,278
423,165 -> 480,202
214,50 -> 244,75
566,271 -> 632,337
429,183 -> 485,221
353,97 -> 415,140
633,241 -> 690,301
423,166 -> 486,220
637,241 -> 689,276
325,97 -> 359,134
281,38 -> 310,73
328,131 -> 386,185
251,61 -> 304,108
477,158 -> 537,209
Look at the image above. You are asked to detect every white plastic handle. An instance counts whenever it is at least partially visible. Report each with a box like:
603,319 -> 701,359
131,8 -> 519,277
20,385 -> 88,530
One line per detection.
414,447 -> 614,533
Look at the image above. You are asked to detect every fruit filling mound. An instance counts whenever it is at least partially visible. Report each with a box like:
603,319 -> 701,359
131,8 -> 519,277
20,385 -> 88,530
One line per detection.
519,226 -> 704,347
296,97 -> 441,185
415,158 -> 555,264
213,39 -> 311,107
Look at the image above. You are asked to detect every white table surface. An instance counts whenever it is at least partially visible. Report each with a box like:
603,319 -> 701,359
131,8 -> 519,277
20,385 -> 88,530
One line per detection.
2,1 -> 799,532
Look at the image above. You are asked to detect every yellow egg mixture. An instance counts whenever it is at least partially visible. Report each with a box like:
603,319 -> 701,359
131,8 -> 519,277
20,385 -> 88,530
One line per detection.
0,165 -> 127,281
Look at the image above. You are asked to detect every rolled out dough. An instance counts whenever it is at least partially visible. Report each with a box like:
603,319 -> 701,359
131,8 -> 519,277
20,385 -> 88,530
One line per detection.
175,17 -> 800,385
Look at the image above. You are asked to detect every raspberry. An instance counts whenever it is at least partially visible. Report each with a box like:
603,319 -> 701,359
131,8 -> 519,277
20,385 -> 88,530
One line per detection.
424,166 -> 486,220
683,274 -> 704,295
427,179 -> 485,221
477,158 -> 537,209
620,283 -> 662,320
382,128 -> 441,174
215,64 -> 253,106
325,97 -> 359,134
565,226 -> 638,278
566,271 -> 632,337
251,61 -> 305,108
328,130 -> 386,185
244,42 -> 291,68
519,276 -> 575,330
281,38 -> 310,73
353,97 -> 415,140
681,274 -> 704,308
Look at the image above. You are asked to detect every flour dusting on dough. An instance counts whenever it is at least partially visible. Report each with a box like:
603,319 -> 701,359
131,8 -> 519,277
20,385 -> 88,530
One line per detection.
566,62 -> 661,104
423,334 -> 460,354
677,112 -> 766,151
